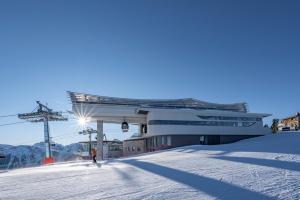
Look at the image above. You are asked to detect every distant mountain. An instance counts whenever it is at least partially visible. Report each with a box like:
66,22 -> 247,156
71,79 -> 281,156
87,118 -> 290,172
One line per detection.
0,142 -> 83,169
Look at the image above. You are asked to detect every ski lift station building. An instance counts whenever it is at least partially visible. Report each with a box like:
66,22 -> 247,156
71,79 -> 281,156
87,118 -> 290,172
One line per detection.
69,92 -> 271,157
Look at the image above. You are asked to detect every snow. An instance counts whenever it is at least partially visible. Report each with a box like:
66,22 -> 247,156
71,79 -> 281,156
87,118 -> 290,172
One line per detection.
0,143 -> 83,169
0,133 -> 299,200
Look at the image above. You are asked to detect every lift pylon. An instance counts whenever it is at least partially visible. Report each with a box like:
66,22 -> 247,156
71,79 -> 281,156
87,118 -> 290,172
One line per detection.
18,101 -> 67,164
78,128 -> 98,158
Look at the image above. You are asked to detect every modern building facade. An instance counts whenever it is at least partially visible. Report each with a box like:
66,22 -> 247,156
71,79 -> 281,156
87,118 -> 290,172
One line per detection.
69,92 -> 271,157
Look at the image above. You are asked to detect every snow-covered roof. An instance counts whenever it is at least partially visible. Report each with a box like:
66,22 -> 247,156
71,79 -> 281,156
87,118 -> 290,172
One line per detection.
68,92 -> 248,112
281,112 -> 300,121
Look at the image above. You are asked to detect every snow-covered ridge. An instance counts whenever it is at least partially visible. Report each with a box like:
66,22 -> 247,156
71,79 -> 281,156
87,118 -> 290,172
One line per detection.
0,142 -> 83,169
0,132 -> 299,200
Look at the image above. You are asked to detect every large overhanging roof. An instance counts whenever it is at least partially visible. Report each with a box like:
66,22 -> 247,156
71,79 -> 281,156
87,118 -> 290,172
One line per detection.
68,92 -> 248,112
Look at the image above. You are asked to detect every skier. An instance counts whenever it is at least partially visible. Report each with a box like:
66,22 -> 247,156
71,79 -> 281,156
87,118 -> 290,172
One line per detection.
91,148 -> 97,163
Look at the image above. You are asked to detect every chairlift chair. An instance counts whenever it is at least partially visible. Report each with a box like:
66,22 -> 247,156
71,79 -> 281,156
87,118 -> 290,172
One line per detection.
122,121 -> 129,132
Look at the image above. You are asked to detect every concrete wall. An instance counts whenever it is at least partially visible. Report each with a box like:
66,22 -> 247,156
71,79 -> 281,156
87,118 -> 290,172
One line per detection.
123,139 -> 146,157
145,134 -> 262,151
220,135 -> 261,144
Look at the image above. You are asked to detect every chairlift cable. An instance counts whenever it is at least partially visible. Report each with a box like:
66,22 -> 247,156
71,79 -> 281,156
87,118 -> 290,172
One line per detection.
0,121 -> 28,127
0,114 -> 18,118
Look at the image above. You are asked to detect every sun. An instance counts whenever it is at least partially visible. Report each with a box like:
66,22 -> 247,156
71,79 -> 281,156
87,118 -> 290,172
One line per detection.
78,117 -> 89,126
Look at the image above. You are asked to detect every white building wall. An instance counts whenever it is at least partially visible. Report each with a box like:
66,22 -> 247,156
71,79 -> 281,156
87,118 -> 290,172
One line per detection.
73,103 -> 271,138
146,109 -> 270,136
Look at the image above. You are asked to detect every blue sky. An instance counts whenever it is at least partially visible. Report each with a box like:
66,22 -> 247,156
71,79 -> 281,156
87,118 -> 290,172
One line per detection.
0,0 -> 299,145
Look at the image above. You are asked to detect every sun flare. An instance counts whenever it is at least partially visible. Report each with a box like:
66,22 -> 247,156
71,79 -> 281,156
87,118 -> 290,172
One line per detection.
78,117 -> 89,126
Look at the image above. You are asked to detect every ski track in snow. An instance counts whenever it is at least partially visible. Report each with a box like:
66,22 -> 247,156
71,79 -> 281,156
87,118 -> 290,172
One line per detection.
0,133 -> 300,200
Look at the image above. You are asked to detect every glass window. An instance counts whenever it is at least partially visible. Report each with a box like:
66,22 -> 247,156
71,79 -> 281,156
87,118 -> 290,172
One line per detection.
162,136 -> 165,145
148,120 -> 256,127
197,116 -> 261,122
200,136 -> 205,142
167,136 -> 171,146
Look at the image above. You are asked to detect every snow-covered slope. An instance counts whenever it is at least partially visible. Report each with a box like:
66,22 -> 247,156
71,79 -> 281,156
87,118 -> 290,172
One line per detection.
0,142 -> 83,169
0,133 -> 299,200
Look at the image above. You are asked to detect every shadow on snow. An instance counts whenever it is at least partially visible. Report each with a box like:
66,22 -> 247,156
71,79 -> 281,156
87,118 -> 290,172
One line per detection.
122,159 -> 275,200
213,156 -> 300,172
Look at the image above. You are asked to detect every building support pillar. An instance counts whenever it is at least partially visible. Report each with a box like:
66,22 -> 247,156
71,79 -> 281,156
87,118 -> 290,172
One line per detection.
96,120 -> 103,161
88,133 -> 92,158
139,123 -> 142,135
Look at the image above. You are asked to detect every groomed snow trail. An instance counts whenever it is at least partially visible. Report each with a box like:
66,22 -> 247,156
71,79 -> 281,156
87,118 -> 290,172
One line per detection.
0,133 -> 299,200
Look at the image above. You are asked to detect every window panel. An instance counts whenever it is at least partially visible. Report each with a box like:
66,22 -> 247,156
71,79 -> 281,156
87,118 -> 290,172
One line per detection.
197,116 -> 261,122
148,120 -> 256,127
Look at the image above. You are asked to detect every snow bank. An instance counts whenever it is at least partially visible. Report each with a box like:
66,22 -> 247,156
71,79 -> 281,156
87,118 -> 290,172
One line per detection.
0,133 -> 299,200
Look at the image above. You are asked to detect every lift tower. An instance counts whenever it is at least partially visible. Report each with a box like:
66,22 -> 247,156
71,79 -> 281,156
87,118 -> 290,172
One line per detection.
18,101 -> 67,164
78,128 -> 97,158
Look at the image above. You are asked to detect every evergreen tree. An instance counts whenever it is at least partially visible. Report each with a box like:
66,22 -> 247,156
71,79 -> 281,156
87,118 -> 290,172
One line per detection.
271,119 -> 279,134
